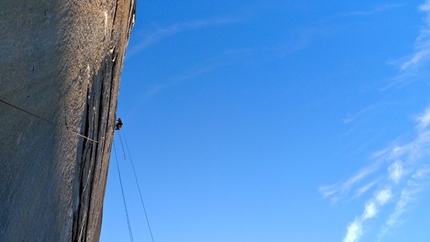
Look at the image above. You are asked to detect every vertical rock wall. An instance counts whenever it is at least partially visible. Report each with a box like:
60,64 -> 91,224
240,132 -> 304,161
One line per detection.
0,1 -> 135,241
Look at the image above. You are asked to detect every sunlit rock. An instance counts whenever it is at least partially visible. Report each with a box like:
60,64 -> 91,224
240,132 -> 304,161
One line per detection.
0,1 -> 135,241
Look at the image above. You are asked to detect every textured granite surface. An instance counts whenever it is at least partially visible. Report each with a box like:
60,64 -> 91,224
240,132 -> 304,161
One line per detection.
0,1 -> 135,241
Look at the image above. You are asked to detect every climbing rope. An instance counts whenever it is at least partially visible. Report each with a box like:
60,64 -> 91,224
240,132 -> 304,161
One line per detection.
0,99 -> 53,124
118,130 -> 127,161
113,140 -> 135,242
0,99 -> 98,143
120,128 -> 156,242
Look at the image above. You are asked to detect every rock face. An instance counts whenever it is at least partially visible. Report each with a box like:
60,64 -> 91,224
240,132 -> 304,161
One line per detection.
0,1 -> 135,241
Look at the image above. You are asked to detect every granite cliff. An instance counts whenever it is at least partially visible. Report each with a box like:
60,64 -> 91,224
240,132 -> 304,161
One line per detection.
0,0 -> 135,241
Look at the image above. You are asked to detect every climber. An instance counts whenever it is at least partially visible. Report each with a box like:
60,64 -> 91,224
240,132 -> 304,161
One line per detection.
115,118 -> 123,130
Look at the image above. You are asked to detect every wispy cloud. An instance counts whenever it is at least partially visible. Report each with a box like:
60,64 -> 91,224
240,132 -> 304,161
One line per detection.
376,189 -> 393,205
386,166 -> 430,225
342,106 -> 374,124
383,1 -> 430,90
126,61 -> 222,117
319,3 -> 405,24
281,24 -> 344,56
126,17 -> 242,58
388,161 -> 403,183
150,63 -> 218,98
320,2 -> 430,241
342,3 -> 405,17
286,4 -> 405,56
321,103 -> 430,242
399,2 -> 430,71
344,219 -> 362,242
129,45 -> 257,109
354,180 -> 378,198
319,164 -> 379,203
344,188 -> 392,242
416,105 -> 430,130
377,166 -> 430,239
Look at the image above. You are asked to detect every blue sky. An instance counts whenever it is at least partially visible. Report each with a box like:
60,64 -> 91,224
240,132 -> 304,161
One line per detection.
100,1 -> 430,241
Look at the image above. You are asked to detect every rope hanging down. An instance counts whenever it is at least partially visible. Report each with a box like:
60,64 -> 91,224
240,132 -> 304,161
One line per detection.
119,128 -> 156,242
0,99 -> 98,143
118,130 -> 127,161
113,140 -> 135,242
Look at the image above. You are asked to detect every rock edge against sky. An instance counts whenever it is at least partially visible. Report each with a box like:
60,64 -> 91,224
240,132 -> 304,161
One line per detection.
0,1 -> 135,241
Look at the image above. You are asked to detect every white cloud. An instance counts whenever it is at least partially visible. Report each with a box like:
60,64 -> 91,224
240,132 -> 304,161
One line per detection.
416,105 -> 430,130
354,180 -> 378,198
399,51 -> 429,71
363,201 -> 377,219
344,219 -> 362,242
396,1 -> 430,73
421,1 -> 430,11
386,189 -> 413,227
318,184 -> 338,198
387,145 -> 410,160
343,188 -> 392,241
322,3 -> 430,241
385,167 -> 430,228
412,166 -> 430,179
329,101 -> 430,241
318,165 -> 378,203
342,166 -> 378,191
375,189 -> 392,205
343,188 -> 392,242
388,161 -> 403,183
382,0 -> 430,90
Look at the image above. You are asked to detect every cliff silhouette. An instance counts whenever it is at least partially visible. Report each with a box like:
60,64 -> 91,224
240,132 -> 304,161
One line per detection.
0,0 -> 135,241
